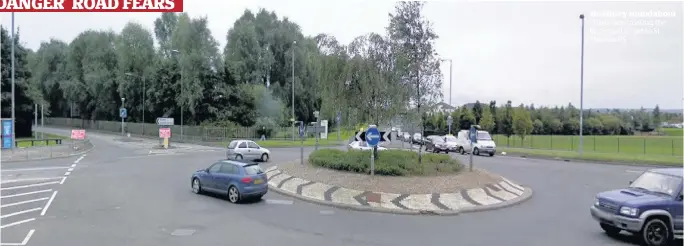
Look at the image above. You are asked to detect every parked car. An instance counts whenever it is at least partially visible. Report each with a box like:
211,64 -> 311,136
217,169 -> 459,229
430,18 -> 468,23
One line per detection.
191,160 -> 268,203
402,133 -> 411,142
590,168 -> 683,246
424,135 -> 449,153
443,134 -> 458,152
226,140 -> 271,162
412,133 -> 423,145
348,141 -> 388,151
455,130 -> 497,156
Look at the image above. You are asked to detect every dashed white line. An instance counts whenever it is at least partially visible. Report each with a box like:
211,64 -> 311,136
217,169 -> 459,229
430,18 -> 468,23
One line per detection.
74,156 -> 84,163
70,164 -> 76,168
40,191 -> 58,216
0,189 -> 52,199
67,168 -> 74,172
64,172 -> 71,176
1,166 -> 70,172
1,197 -> 50,208
626,170 -> 643,173
0,181 -> 60,190
264,199 -> 294,205
0,218 -> 36,229
0,207 -> 43,219
22,229 -> 36,245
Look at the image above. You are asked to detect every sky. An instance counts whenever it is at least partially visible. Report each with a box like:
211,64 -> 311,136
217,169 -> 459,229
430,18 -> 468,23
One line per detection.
0,0 -> 682,110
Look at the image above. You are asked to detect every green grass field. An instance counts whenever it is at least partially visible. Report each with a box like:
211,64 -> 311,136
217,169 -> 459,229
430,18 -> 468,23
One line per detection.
492,134 -> 683,157
15,133 -> 68,147
663,128 -> 683,137
498,147 -> 683,166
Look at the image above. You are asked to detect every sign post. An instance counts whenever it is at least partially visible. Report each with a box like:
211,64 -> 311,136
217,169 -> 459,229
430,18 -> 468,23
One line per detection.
119,104 -> 127,136
298,122 -> 305,165
314,111 -> 320,151
2,119 -> 14,149
468,125 -> 480,172
157,117 -> 174,148
336,111 -> 341,141
365,126 -> 381,176
447,115 -> 453,135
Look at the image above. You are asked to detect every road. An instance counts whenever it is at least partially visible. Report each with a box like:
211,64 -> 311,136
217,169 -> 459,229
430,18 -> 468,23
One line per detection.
0,129 -> 669,246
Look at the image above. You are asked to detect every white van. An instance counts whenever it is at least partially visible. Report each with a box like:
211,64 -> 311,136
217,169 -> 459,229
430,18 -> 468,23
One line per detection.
455,130 -> 497,157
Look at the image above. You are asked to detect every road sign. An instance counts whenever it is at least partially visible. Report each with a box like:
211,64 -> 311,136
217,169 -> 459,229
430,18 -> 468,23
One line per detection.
71,129 -> 86,140
469,126 -> 478,143
1,119 -> 12,149
355,131 -> 391,142
159,128 -> 171,138
382,131 -> 391,142
120,108 -> 127,118
156,117 -> 174,125
299,124 -> 305,137
365,127 -> 381,147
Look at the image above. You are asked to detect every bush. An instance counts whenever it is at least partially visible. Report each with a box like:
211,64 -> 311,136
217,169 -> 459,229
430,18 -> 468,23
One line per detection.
308,149 -> 462,176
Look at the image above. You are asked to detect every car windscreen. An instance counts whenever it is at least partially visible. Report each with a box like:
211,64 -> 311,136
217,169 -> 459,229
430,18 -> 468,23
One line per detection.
243,164 -> 263,175
432,137 -> 445,143
477,132 -> 492,140
227,141 -> 238,149
630,171 -> 683,197
444,136 -> 457,142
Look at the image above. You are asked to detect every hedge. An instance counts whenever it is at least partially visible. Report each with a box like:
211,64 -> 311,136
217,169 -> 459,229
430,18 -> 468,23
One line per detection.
308,149 -> 463,176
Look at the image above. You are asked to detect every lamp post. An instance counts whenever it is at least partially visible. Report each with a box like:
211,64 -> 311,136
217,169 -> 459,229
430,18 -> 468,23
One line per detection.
11,12 -> 16,148
291,40 -> 296,141
171,49 -> 184,140
579,14 -> 585,156
121,97 -> 126,136
440,58 -> 453,106
125,72 -> 146,135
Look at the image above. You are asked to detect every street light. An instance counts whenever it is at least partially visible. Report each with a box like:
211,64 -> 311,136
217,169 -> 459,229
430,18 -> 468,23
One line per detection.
171,49 -> 184,140
121,97 -> 126,136
440,58 -> 453,106
11,13 -> 16,148
579,14 -> 585,156
125,72 -> 146,135
291,40 -> 296,141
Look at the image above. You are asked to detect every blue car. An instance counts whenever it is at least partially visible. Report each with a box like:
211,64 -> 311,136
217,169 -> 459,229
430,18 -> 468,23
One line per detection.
191,160 -> 268,203
590,168 -> 683,246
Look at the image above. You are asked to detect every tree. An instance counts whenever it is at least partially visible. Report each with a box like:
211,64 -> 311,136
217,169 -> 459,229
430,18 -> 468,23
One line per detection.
479,106 -> 495,132
652,104 -> 661,129
457,107 -> 475,130
512,106 -> 534,141
532,119 -> 544,134
501,100 -> 514,137
0,26 -> 33,137
472,100 -> 483,123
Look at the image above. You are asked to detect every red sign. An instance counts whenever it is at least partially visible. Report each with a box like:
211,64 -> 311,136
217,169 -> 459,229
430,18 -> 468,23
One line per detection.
159,128 -> 171,138
0,0 -> 183,12
71,129 -> 86,140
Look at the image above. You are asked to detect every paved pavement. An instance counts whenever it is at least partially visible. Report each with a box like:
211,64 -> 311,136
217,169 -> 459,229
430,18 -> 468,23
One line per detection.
0,127 -> 675,246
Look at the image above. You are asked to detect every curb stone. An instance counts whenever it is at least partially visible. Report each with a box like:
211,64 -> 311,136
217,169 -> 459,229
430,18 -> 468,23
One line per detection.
263,166 -> 533,215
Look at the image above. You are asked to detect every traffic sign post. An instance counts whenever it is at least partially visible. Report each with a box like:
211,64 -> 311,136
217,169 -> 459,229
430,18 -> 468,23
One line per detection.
447,115 -> 453,134
119,107 -> 127,136
71,129 -> 86,140
156,117 -> 174,126
336,111 -> 341,141
468,125 -> 480,172
296,121 -> 305,165
365,126 -> 381,176
2,119 -> 13,149
314,111 -> 320,151
159,128 -> 171,149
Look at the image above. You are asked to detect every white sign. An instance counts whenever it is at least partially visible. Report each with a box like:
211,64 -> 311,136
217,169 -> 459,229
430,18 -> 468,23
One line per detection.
320,120 -> 328,139
156,117 -> 174,126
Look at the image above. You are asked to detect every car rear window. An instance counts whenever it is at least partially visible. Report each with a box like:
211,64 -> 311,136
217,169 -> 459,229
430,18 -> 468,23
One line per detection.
227,141 -> 238,149
243,164 -> 263,175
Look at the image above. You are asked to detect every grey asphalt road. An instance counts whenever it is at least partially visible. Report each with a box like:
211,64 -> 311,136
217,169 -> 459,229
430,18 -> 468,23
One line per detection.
2,128 -> 671,246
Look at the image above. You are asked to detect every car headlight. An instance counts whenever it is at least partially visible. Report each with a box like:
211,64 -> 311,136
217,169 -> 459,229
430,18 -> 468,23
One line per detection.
594,199 -> 600,206
619,206 -> 638,216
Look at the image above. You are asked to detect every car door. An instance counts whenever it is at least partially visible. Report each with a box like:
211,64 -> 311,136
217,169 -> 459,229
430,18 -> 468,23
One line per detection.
213,163 -> 238,192
247,141 -> 262,159
204,163 -> 222,191
235,142 -> 249,159
672,189 -> 684,232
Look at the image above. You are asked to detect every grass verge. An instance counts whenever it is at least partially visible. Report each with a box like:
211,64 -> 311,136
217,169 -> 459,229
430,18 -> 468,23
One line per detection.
308,149 -> 462,176
499,147 -> 683,166
15,133 -> 68,148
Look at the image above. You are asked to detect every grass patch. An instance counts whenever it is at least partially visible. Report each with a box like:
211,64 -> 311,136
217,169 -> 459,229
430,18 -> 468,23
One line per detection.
499,147 -> 683,166
308,149 -> 462,176
255,139 -> 344,148
493,134 -> 683,156
663,128 -> 683,137
15,132 -> 68,147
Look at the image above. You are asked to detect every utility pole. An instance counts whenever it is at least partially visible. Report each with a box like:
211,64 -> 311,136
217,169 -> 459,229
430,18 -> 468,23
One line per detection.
291,41 -> 296,141
41,104 -> 44,139
11,13 -> 16,148
34,104 -> 38,139
579,14 -> 585,156
441,58 -> 453,105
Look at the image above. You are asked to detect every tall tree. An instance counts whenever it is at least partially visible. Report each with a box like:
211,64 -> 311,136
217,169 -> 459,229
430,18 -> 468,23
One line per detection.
512,105 -> 534,141
479,106 -> 495,132
472,100 -> 483,123
116,22 -> 156,123
501,100 -> 514,137
0,26 -> 33,137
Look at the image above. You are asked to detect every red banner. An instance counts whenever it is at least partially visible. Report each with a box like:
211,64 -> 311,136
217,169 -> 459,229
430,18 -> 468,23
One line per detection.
0,0 -> 183,12
71,129 -> 86,140
159,128 -> 171,138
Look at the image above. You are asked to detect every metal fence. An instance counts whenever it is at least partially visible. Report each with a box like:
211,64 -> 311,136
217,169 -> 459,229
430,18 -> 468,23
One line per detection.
44,117 -> 355,143
1,139 -> 94,162
492,134 -> 683,156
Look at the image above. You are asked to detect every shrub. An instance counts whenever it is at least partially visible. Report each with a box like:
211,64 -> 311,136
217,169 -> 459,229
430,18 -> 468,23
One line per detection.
308,149 -> 462,176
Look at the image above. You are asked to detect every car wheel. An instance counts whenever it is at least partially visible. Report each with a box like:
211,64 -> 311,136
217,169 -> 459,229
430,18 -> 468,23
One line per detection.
227,185 -> 241,204
489,152 -> 495,157
473,148 -> 480,155
261,153 -> 269,162
641,218 -> 671,246
600,223 -> 621,236
459,147 -> 465,155
235,154 -> 243,160
191,178 -> 203,194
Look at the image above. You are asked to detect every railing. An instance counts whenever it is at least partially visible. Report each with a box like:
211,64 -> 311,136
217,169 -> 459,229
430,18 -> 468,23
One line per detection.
1,139 -> 94,162
492,134 -> 683,156
15,138 -> 63,147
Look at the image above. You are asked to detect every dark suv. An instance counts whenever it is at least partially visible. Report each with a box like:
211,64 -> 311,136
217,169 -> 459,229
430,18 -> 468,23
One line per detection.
590,168 -> 683,246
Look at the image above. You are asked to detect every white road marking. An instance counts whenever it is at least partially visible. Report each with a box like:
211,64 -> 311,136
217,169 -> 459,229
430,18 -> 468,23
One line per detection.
1,198 -> 50,208
67,168 -> 74,172
264,199 -> 294,205
0,181 -> 60,190
74,156 -> 84,163
70,164 -> 76,168
626,170 -> 643,173
1,177 -> 62,184
59,176 -> 67,185
1,189 -> 52,199
1,207 -> 43,219
1,167 -> 70,172
64,172 -> 71,176
0,218 -> 36,229
22,229 -> 35,245
40,191 -> 58,216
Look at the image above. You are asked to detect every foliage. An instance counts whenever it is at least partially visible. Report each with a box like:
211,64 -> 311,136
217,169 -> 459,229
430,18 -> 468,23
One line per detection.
308,149 -> 461,176
1,27 -> 33,137
512,105 -> 534,140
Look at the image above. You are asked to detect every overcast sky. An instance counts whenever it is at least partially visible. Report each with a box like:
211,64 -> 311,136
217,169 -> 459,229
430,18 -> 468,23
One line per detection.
1,0 -> 682,109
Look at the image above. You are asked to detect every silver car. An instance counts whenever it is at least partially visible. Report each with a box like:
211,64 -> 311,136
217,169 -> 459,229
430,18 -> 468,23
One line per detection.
226,140 -> 271,162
